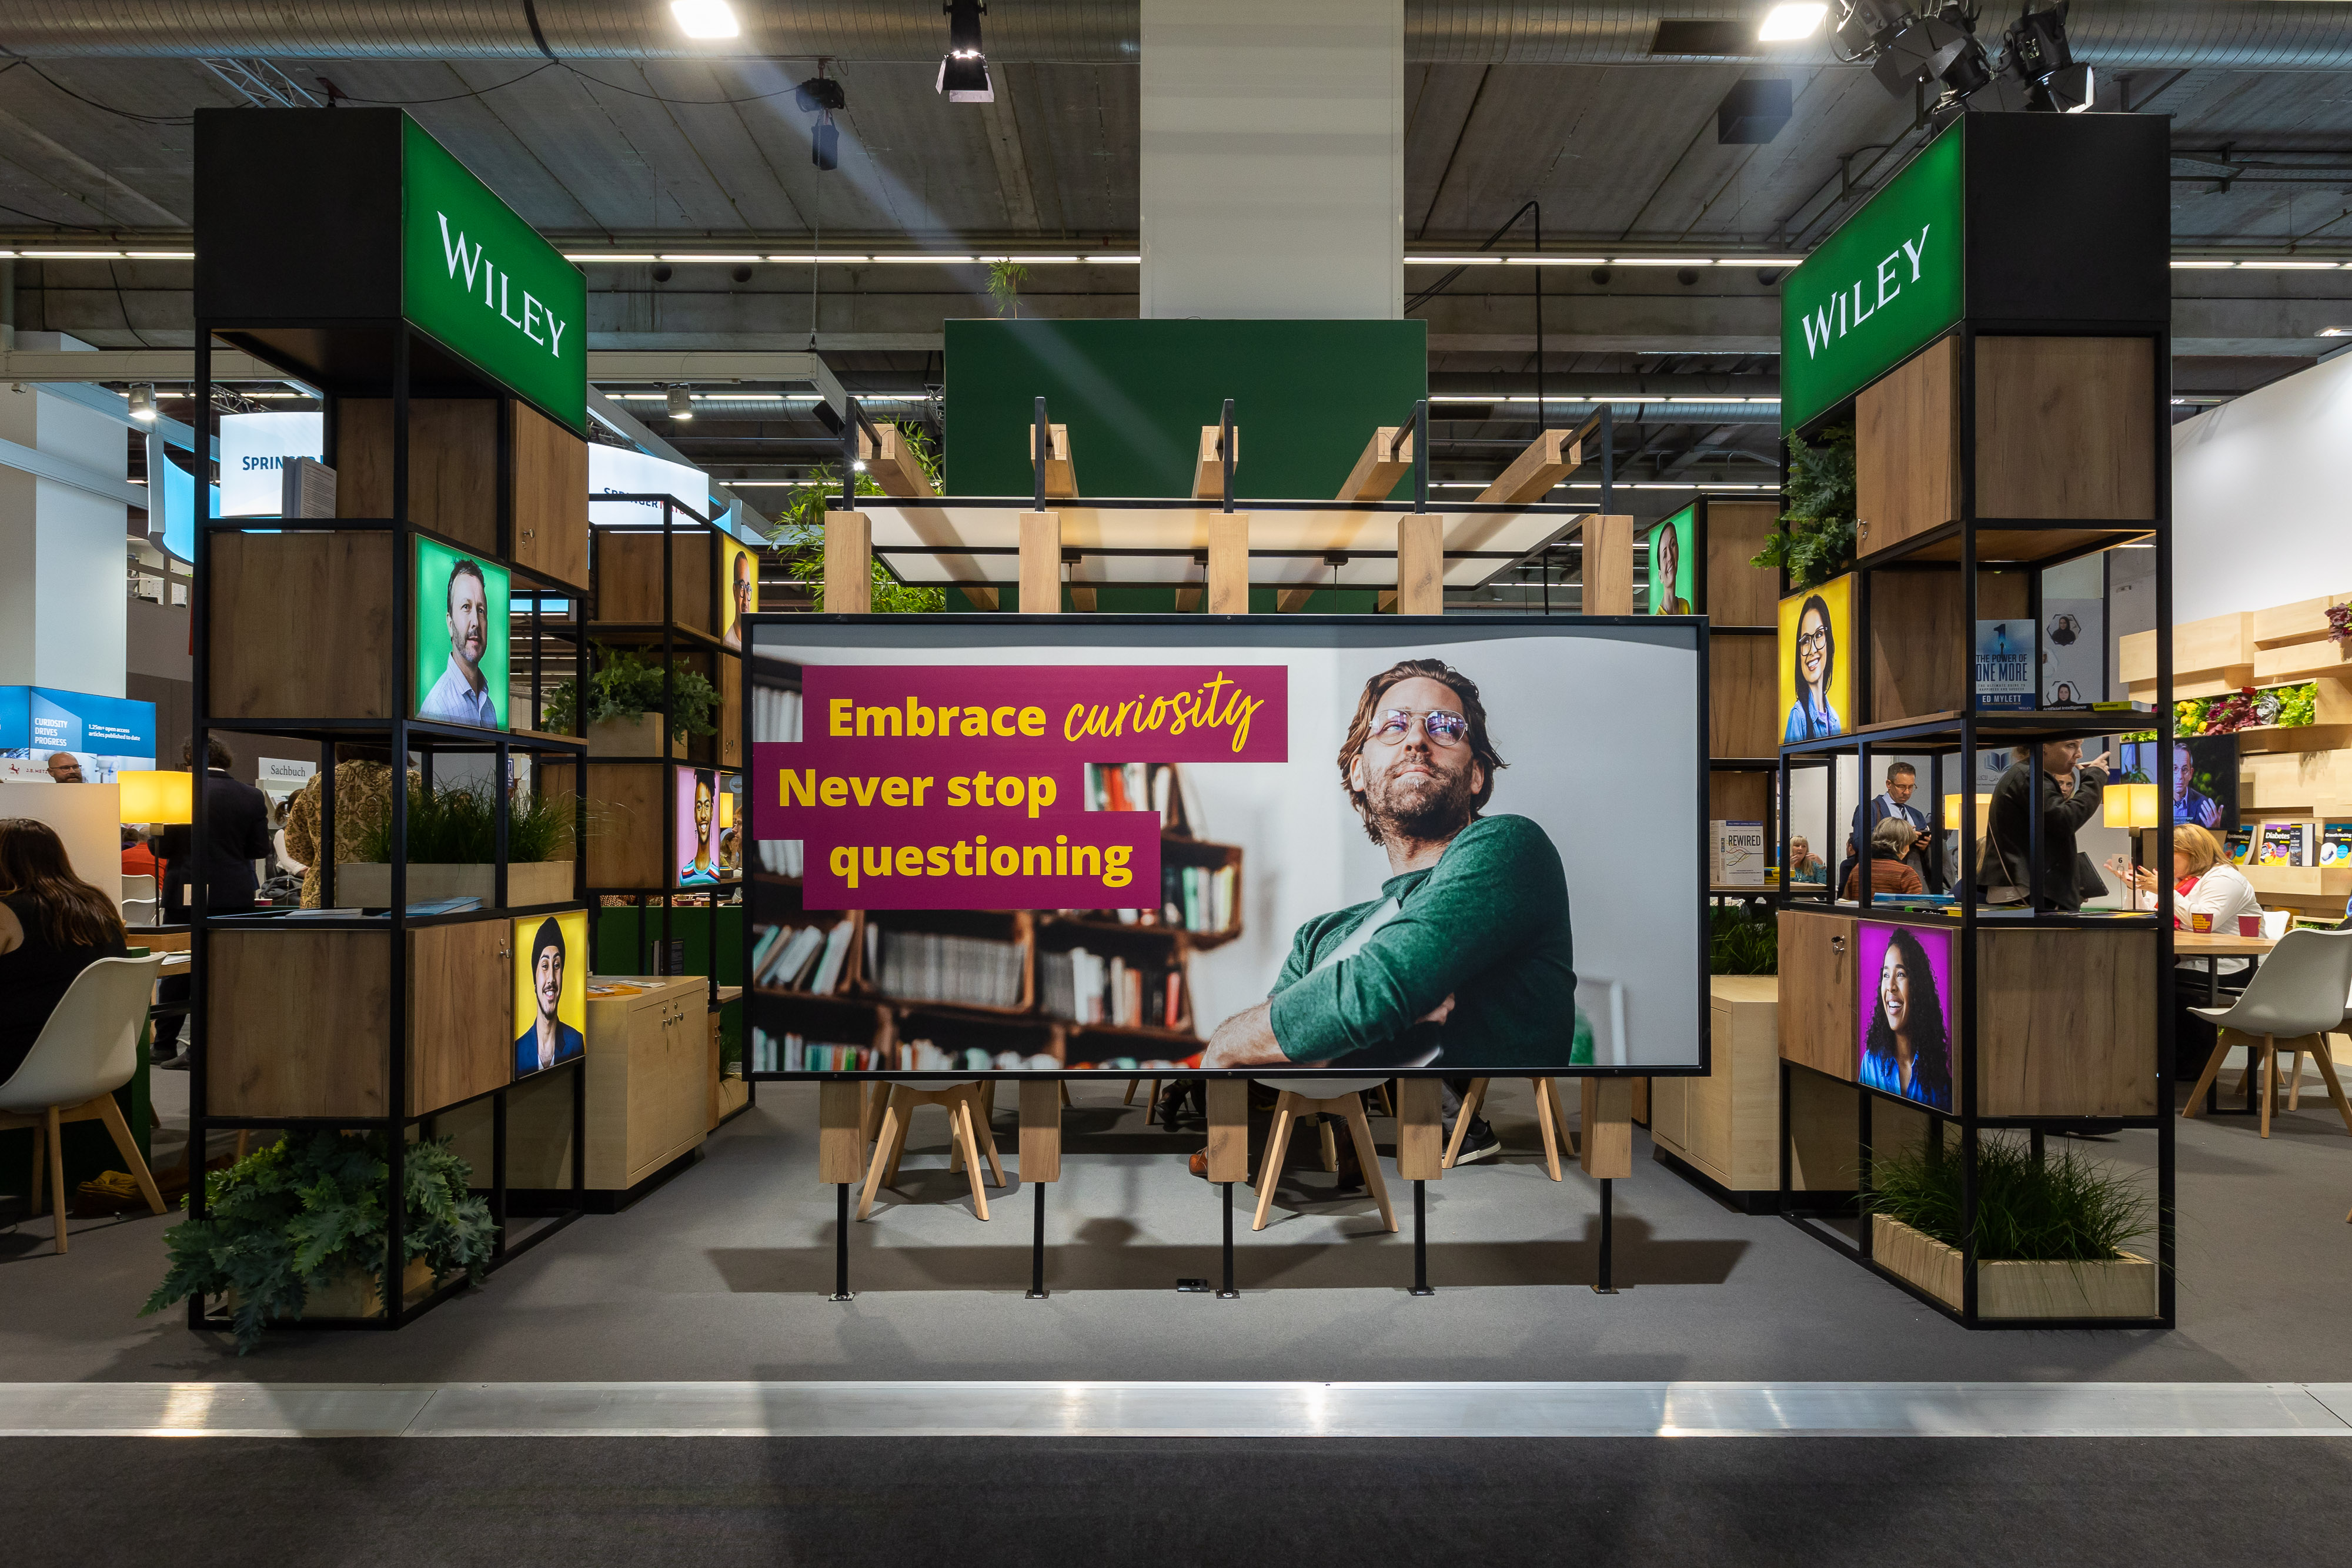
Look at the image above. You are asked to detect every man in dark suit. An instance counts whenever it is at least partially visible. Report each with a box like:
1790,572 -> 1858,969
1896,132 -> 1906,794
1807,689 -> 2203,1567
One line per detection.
153,738 -> 272,1065
1842,761 -> 1946,894
516,916 -> 586,1076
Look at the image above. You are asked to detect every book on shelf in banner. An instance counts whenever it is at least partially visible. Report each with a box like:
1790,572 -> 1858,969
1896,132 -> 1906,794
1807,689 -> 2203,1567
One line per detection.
871,927 -> 1027,1009
1972,620 -> 2034,711
2321,822 -> 2352,868
2226,825 -> 2254,865
2256,821 -> 2314,868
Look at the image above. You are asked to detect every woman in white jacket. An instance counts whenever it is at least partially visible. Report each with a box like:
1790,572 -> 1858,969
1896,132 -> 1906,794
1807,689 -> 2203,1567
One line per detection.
2126,823 -> 2264,1084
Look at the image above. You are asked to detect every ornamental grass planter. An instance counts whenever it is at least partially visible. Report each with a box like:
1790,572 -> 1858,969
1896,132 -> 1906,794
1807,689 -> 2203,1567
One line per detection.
336,859 -> 575,910
1870,1215 -> 2157,1319
229,1259 -> 438,1322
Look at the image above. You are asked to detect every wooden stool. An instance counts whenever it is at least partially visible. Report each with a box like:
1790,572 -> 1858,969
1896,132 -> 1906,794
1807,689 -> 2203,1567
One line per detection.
1251,1077 -> 1395,1232
1440,1078 -> 1574,1179
2187,1028 -> 2352,1138
858,1081 -> 1005,1221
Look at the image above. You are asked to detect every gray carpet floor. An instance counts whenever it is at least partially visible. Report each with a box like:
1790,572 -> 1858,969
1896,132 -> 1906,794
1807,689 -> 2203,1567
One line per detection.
6,1435 -> 2351,1567
2,1079 -> 2349,1384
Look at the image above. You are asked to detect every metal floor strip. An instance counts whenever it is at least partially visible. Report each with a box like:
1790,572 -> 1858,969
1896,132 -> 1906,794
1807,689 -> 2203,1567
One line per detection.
2,1381 -> 2350,1439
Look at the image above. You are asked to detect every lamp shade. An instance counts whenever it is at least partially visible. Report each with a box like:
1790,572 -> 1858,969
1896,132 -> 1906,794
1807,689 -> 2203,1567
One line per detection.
2103,781 -> 2159,831
118,770 -> 192,824
718,791 -> 735,830
1943,794 -> 1992,834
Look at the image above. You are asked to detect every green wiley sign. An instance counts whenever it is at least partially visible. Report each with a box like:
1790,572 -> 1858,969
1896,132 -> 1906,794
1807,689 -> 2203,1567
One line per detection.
402,119 -> 587,433
1780,126 -> 1963,433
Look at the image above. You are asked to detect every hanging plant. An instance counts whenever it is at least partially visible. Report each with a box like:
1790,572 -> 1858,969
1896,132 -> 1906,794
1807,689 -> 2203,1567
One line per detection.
985,260 -> 1029,319
1751,424 -> 1856,591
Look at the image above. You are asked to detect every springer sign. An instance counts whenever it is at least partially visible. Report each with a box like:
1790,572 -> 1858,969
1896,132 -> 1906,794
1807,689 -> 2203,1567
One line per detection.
1779,125 -> 1965,433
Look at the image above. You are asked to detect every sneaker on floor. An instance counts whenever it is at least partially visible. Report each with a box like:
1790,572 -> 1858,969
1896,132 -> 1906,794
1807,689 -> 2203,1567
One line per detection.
155,1052 -> 191,1071
1449,1120 -> 1502,1165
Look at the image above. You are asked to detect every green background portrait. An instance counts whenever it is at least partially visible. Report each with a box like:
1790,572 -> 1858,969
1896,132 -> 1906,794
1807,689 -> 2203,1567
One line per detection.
1647,507 -> 1695,614
413,536 -> 511,727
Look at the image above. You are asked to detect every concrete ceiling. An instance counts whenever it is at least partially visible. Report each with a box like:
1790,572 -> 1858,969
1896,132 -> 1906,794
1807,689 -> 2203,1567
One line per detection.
2,44 -> 2348,513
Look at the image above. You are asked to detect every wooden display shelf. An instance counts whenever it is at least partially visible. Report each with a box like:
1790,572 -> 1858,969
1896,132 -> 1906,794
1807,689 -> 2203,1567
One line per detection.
2234,722 -> 2352,757
205,915 -> 524,1120
337,396 -> 589,591
594,528 -> 718,636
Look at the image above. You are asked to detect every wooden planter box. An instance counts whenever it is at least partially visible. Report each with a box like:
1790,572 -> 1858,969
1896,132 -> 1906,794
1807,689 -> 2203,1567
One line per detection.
229,1258 -> 437,1321
1871,1215 -> 2156,1319
336,860 -> 575,910
588,713 -> 686,760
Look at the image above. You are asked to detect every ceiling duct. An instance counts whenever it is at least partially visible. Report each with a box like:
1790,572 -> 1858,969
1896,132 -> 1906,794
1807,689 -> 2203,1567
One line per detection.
1,0 -> 2348,69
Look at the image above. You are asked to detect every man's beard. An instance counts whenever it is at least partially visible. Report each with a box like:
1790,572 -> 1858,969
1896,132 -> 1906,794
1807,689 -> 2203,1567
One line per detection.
1367,754 -> 1476,845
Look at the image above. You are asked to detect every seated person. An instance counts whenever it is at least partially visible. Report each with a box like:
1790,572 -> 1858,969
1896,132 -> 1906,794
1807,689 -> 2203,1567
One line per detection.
1842,816 -> 1927,901
1786,834 -> 1828,884
2123,824 -> 2264,1080
0,818 -> 132,1086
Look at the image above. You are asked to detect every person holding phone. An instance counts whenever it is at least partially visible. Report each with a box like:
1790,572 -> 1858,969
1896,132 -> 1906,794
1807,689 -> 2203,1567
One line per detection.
1979,740 -> 2109,911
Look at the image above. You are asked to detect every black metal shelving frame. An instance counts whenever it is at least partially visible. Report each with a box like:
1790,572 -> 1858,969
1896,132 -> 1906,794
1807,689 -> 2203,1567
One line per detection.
1771,313 -> 2176,1330
186,317 -> 593,1333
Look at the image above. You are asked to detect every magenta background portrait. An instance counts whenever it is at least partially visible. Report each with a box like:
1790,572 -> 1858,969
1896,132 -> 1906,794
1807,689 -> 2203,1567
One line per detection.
674,766 -> 720,880
1855,920 -> 1955,1076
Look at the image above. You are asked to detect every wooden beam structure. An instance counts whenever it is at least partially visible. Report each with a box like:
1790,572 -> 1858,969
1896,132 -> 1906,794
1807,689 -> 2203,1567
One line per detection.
1193,424 -> 1238,502
1207,512 -> 1250,613
1477,429 -> 1580,506
1024,423 -> 1078,499
821,509 -> 871,613
1396,514 -> 1444,614
1337,426 -> 1412,502
1580,513 -> 1636,615
859,424 -> 937,499
1018,510 -> 1062,613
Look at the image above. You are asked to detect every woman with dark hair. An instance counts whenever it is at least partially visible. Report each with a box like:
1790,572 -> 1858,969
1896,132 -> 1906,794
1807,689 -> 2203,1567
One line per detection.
1858,926 -> 1952,1111
1782,594 -> 1844,741
0,818 -> 131,1085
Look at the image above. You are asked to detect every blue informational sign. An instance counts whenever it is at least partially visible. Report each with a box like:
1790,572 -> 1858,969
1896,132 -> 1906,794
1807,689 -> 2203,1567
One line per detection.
0,686 -> 159,783
158,447 -> 218,565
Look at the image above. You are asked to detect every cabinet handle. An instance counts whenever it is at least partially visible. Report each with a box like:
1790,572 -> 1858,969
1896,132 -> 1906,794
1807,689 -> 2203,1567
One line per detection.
1830,935 -> 1846,954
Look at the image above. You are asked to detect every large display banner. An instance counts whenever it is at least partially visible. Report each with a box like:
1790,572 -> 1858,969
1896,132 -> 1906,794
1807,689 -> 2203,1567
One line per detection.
513,909 -> 588,1079
1778,574 -> 1854,744
413,537 -> 511,730
1647,507 -> 1695,616
0,686 -> 158,783
747,618 -> 1706,1078
1856,921 -> 1954,1112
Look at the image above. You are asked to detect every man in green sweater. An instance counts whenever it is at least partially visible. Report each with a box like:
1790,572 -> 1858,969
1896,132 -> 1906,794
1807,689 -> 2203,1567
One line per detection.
1201,658 -> 1578,1089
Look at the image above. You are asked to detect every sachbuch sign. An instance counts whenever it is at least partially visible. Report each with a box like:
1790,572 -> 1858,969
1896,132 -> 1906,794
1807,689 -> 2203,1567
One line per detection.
400,118 -> 587,434
1780,126 -> 1964,433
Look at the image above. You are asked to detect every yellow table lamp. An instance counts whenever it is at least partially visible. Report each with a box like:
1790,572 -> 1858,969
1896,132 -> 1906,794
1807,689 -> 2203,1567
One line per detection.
118,770 -> 192,825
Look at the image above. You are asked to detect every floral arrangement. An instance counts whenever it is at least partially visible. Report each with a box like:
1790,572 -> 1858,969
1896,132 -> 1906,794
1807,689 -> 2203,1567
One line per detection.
2174,681 -> 2316,736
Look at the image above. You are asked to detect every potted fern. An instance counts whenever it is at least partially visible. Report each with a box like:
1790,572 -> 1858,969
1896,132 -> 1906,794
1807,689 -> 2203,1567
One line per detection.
142,1131 -> 495,1353
1750,424 -> 1856,590
336,778 -> 576,909
1866,1135 -> 2156,1318
544,644 -> 721,759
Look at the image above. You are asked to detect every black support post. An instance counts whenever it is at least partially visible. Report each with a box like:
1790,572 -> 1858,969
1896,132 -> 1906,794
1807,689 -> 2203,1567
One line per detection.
1409,1179 -> 1434,1296
831,1183 -> 854,1301
1217,1183 -> 1239,1299
1026,1178 -> 1049,1300
1593,1178 -> 1616,1295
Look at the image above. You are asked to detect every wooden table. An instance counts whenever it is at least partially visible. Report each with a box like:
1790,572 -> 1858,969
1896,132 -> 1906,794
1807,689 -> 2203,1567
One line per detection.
2175,930 -> 2280,1116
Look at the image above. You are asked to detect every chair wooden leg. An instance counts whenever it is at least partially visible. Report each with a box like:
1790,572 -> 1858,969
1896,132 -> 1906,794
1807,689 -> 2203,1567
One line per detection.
1123,1078 -> 1141,1105
861,1081 -> 888,1148
2183,1031 -> 2233,1119
1252,1095 -> 1301,1231
1377,1082 -> 1395,1118
1317,1116 -> 1339,1174
859,1092 -> 907,1220
28,1120 -> 45,1214
967,1086 -> 1006,1188
1441,1078 -> 1490,1169
2260,1036 -> 2276,1139
1339,1095 -> 1396,1233
93,1095 -> 166,1216
45,1105 -> 67,1253
950,1098 -> 990,1221
1545,1078 -> 1576,1156
1060,1082 -> 1073,1108
2300,1034 -> 2352,1138
1531,1077 -> 1564,1181
2287,1048 -> 2306,1112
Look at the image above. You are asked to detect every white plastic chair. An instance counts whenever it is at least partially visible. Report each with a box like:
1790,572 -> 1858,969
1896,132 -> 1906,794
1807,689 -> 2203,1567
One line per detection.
0,954 -> 168,1252
119,873 -> 159,927
2183,929 -> 2352,1139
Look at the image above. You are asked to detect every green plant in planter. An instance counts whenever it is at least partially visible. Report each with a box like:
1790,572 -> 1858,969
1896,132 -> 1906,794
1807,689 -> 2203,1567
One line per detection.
1751,424 -> 1856,591
1866,1134 -> 2149,1263
352,778 -> 573,864
142,1131 -> 495,1355
544,645 -> 721,740
1709,902 -> 1778,975
764,453 -> 947,614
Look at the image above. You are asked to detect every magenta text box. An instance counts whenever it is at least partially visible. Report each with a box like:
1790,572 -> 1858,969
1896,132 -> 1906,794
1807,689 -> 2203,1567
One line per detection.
794,807 -> 1162,911
751,742 -> 1084,835
801,664 -> 1287,763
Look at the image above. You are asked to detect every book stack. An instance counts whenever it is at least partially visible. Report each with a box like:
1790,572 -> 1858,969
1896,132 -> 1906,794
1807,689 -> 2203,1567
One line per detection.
1162,862 -> 1237,934
755,839 -> 804,877
1087,761 -> 1180,826
750,1031 -> 884,1072
754,683 -> 804,743
751,920 -> 857,992
1042,947 -> 1182,1029
867,927 -> 1028,1009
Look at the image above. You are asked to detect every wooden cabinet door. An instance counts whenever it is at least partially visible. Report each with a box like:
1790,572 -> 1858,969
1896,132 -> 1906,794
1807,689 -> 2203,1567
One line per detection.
409,917 -> 512,1115
1855,336 -> 1957,559
624,987 -> 710,1185
513,402 -> 590,590
1649,1071 -> 1688,1154
1688,1003 -> 1733,1175
1777,911 -> 1856,1081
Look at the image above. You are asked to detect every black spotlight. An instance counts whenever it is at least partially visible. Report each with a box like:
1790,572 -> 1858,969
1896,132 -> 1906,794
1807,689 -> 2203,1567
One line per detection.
937,0 -> 994,103
2009,1 -> 2094,112
796,73 -> 846,170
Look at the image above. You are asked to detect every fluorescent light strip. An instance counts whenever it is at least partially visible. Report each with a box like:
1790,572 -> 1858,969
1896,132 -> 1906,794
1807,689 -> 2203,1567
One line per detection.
16,249 -> 125,258
657,253 -> 763,262
868,254 -> 975,264
2236,260 -> 2341,270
